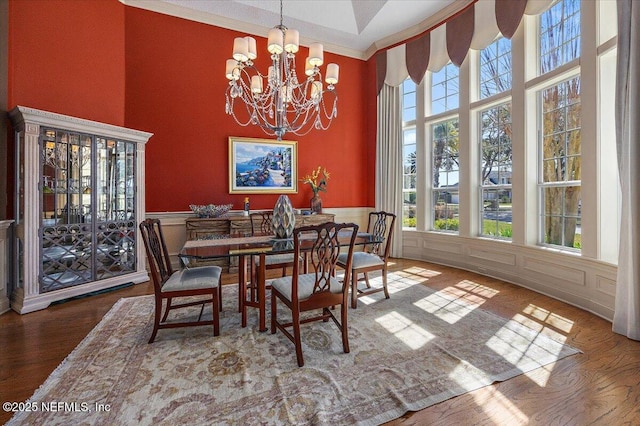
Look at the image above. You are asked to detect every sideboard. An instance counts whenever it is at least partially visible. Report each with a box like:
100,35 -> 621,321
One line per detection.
186,212 -> 335,239
185,212 -> 335,271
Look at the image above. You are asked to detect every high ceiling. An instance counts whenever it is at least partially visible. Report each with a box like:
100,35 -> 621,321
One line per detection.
124,0 -> 467,59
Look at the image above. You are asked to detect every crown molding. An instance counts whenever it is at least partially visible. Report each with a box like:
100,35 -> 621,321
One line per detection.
121,0 -> 472,61
120,0 -> 367,60
364,0 -> 474,60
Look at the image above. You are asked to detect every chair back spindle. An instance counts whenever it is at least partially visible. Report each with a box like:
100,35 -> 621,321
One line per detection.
250,211 -> 274,235
366,211 -> 396,261
139,219 -> 174,291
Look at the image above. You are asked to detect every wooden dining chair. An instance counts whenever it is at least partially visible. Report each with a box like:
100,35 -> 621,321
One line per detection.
139,218 -> 222,343
337,211 -> 396,309
271,222 -> 359,367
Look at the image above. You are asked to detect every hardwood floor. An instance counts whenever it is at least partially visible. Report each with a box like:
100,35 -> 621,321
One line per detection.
1,258 -> 639,425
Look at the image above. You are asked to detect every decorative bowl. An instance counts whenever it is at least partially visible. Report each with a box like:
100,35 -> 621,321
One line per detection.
189,203 -> 233,218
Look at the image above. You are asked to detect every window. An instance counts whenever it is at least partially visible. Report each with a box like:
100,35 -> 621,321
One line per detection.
432,118 -> 459,232
539,76 -> 581,249
480,37 -> 512,98
403,129 -> 417,229
538,0 -> 582,250
540,0 -> 581,74
402,79 -> 417,123
398,0 -> 615,265
431,63 -> 459,114
402,79 -> 417,229
480,103 -> 512,239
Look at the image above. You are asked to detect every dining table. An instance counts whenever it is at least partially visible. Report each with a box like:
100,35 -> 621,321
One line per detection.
179,230 -> 381,332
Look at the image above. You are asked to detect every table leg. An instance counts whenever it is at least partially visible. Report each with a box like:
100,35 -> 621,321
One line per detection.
258,253 -> 267,332
239,254 -> 248,328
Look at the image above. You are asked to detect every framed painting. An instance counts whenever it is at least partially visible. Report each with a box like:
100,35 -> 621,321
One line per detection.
229,137 -> 298,194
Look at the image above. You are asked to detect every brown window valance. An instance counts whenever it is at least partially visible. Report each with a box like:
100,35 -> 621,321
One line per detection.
377,0 -> 555,92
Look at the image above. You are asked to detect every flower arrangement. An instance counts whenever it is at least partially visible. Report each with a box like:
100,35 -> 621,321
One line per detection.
301,166 -> 330,196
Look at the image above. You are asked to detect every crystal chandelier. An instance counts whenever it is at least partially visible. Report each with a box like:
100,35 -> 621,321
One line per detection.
224,0 -> 339,140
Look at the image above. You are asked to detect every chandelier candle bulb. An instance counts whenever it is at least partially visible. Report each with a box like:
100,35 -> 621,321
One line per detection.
304,58 -> 314,76
251,76 -> 263,94
233,37 -> 249,62
311,81 -> 322,100
308,43 -> 324,66
245,36 -> 257,60
226,59 -> 238,80
284,29 -> 299,53
267,28 -> 284,54
325,63 -> 339,85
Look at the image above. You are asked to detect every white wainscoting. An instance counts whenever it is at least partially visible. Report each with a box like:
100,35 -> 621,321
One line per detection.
403,231 -> 618,321
144,212 -> 617,321
145,208 -> 373,269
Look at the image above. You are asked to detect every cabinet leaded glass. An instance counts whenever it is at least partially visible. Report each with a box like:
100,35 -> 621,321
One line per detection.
10,106 -> 152,313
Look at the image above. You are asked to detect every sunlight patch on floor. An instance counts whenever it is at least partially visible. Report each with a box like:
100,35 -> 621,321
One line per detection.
523,362 -> 557,387
472,386 -> 529,425
375,311 -> 435,349
448,362 -> 491,391
355,272 -> 423,306
413,279 -> 498,324
511,313 -> 569,343
455,280 -> 500,299
522,304 -> 575,333
485,318 -> 566,387
414,292 -> 476,324
396,265 -> 442,279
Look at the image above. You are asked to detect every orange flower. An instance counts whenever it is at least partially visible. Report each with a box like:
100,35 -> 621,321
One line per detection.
300,166 -> 330,195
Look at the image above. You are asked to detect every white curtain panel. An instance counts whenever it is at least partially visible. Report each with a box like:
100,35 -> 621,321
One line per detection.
376,84 -> 404,258
613,0 -> 640,340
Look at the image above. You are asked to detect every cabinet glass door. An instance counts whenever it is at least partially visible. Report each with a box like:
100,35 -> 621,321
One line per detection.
95,138 -> 137,279
39,130 -> 137,292
40,129 -> 93,292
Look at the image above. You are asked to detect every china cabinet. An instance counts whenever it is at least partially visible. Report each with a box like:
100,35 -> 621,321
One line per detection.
0,220 -> 13,314
9,106 -> 152,313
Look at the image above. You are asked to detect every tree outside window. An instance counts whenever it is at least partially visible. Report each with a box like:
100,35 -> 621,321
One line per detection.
538,0 -> 581,250
540,77 -> 581,249
432,119 -> 459,232
480,37 -> 512,99
402,79 -> 417,229
540,0 -> 581,74
480,103 -> 513,239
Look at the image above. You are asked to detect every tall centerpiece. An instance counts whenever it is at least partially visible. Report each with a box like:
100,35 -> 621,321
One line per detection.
272,194 -> 296,239
301,166 -> 329,213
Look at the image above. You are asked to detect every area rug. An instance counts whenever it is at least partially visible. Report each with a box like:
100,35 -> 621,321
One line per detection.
7,273 -> 580,425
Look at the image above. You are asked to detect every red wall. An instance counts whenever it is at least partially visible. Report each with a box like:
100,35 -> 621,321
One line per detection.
8,0 -> 126,125
124,7 -> 373,212
7,0 -> 375,213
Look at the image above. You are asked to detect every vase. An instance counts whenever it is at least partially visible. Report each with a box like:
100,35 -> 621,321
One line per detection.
272,194 -> 296,239
310,194 -> 323,213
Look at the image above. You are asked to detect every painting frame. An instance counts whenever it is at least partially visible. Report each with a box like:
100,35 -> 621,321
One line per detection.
228,136 -> 298,194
